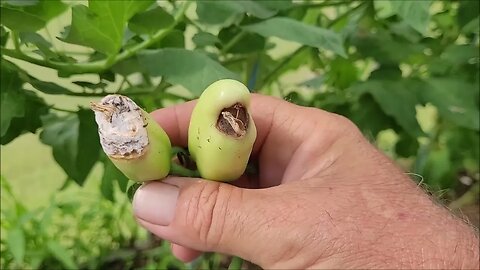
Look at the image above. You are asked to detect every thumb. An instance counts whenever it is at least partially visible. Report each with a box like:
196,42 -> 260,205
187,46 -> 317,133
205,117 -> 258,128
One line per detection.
132,177 -> 287,265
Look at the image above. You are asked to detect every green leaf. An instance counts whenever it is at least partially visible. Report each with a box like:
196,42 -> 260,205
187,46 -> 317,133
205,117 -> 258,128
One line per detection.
102,158 -> 129,198
1,26 -> 9,46
349,94 -> 399,138
218,26 -> 266,54
395,132 -> 419,158
233,1 -> 277,18
350,80 -> 424,137
100,168 -> 115,202
0,7 -> 44,32
325,57 -> 358,89
0,60 -> 50,144
0,0 -> 67,32
352,29 -> 425,65
28,78 -> 75,95
243,17 -> 346,57
457,0 -> 479,29
461,17 -> 479,34
446,128 -> 480,164
128,6 -> 173,35
1,60 -> 26,136
369,65 -> 402,80
440,44 -> 478,67
421,147 -> 452,189
299,76 -> 323,89
391,0 -> 431,34
72,81 -> 106,89
389,21 -> 422,43
1,90 -> 26,137
256,0 -> 292,11
423,78 -> 479,130
196,1 -> 242,26
1,90 -> 49,145
196,1 -> 277,26
19,32 -> 57,59
112,57 -> 143,76
3,0 -> 38,6
63,0 -> 153,55
7,227 -> 25,264
47,241 -> 77,269
150,29 -> 184,49
40,110 -> 100,185
138,49 -> 239,96
192,32 -> 220,48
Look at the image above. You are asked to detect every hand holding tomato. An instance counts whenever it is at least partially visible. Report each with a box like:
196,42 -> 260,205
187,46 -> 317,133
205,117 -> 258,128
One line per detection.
133,94 -> 479,269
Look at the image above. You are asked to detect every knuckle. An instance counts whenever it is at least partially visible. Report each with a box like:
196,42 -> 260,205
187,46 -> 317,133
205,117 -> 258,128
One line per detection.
184,182 -> 233,249
330,113 -> 363,138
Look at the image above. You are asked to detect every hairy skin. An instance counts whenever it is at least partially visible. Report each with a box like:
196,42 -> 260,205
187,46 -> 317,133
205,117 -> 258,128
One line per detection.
133,94 -> 479,269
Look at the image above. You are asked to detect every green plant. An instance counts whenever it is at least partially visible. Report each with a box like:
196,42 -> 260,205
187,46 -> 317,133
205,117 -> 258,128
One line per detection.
1,0 -> 478,269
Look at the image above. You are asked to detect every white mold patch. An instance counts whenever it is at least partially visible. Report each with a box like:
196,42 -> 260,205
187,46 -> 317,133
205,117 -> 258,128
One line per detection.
91,95 -> 148,158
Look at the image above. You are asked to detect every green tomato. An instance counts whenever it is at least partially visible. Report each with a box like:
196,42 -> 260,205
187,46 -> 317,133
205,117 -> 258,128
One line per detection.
188,79 -> 257,181
91,95 -> 171,182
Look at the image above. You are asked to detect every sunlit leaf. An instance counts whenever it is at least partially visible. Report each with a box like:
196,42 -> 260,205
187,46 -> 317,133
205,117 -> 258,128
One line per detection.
349,80 -> 424,137
423,78 -> 479,130
0,0 -> 67,32
138,49 -> 239,96
391,0 -> 431,34
40,110 -> 100,185
243,17 -> 346,57
47,241 -> 77,269
128,6 -> 173,35
192,32 -> 220,48
63,0 -> 153,54
7,227 -> 25,264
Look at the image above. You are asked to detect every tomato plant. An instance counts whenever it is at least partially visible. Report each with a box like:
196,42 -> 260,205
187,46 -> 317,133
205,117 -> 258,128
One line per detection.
1,0 -> 478,269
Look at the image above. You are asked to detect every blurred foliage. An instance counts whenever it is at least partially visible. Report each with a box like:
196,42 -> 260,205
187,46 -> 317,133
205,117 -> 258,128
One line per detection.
1,0 -> 479,269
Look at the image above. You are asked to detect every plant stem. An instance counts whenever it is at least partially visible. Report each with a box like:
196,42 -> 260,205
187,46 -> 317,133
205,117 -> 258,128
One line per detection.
49,106 -> 77,113
221,31 -> 247,55
326,0 -> 368,28
221,55 -> 248,66
261,46 -> 307,87
170,162 -> 200,178
1,2 -> 190,74
287,0 -> 353,10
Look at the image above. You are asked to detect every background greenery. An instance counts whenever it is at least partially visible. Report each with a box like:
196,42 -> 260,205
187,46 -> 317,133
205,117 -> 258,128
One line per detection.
1,0 -> 479,269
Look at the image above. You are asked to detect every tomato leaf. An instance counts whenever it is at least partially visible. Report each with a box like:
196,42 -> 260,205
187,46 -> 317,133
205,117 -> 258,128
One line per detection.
423,78 -> 479,130
62,0 -> 153,55
47,241 -> 77,269
391,0 -> 431,34
243,17 -> 346,57
39,110 -> 100,185
128,6 -> 173,35
0,0 -> 67,32
138,49 -> 239,96
7,227 -> 25,264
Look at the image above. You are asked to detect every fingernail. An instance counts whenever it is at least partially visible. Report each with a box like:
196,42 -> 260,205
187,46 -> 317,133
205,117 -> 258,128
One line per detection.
133,181 -> 179,226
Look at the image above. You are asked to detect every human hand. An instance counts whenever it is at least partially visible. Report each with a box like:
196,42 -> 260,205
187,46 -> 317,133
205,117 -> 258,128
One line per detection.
133,94 -> 479,269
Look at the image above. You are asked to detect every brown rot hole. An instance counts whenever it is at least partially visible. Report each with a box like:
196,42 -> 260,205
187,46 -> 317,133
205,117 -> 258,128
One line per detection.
216,103 -> 249,138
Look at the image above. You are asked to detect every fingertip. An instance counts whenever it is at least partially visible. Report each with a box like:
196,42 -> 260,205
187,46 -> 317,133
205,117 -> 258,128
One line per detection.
170,243 -> 203,263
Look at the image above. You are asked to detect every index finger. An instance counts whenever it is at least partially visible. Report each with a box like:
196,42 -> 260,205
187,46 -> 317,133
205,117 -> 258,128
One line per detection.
150,94 -> 283,156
